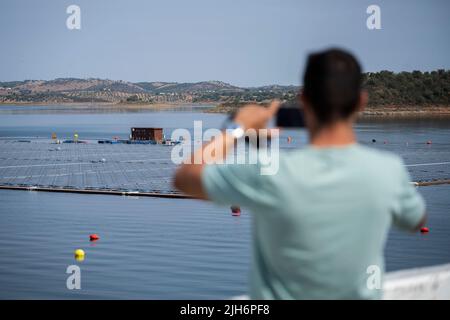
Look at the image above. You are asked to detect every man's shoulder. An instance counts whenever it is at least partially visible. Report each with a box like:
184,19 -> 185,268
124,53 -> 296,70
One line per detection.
346,145 -> 407,183
281,144 -> 404,169
283,144 -> 400,158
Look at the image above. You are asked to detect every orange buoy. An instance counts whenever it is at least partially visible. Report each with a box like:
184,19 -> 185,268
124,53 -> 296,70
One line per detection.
287,136 -> 292,144
420,227 -> 429,233
231,206 -> 241,217
89,234 -> 100,241
426,140 -> 432,145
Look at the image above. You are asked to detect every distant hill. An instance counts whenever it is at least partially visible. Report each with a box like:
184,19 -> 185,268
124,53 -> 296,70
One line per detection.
0,78 -> 145,94
364,70 -> 450,107
208,70 -> 450,114
135,81 -> 243,93
0,79 -> 244,94
1,71 -> 449,115
0,78 -> 295,104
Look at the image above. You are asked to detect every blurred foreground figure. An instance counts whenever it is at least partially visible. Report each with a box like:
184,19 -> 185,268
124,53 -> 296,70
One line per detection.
174,48 -> 426,299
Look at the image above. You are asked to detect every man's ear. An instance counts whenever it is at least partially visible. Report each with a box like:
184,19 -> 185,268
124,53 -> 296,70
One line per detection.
358,90 -> 368,112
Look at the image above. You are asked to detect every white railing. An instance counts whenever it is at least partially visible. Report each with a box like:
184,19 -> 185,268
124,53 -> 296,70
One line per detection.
383,263 -> 450,300
231,263 -> 450,300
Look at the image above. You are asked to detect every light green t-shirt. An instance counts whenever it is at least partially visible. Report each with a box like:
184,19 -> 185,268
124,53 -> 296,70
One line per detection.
202,144 -> 425,299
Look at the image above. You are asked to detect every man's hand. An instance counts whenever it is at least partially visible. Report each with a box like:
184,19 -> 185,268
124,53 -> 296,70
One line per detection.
173,100 -> 280,199
234,100 -> 281,130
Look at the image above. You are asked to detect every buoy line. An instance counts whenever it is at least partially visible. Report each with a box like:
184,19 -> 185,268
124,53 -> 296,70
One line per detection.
405,161 -> 450,167
415,179 -> 450,186
0,185 -> 192,198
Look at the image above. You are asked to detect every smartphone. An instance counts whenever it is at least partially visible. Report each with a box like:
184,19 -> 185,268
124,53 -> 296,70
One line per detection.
276,101 -> 305,128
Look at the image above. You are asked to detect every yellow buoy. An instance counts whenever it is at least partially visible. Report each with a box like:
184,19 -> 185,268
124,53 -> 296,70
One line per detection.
74,249 -> 85,261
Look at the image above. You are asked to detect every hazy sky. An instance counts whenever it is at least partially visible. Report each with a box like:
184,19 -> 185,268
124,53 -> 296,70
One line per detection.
1,0 -> 449,86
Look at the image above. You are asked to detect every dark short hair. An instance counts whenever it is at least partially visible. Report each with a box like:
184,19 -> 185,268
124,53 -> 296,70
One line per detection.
303,48 -> 362,124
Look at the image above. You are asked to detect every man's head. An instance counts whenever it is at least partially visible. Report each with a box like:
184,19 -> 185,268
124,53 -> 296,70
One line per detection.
300,48 -> 366,129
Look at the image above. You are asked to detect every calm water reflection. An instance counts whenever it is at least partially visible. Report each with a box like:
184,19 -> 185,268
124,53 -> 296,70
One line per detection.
0,107 -> 449,299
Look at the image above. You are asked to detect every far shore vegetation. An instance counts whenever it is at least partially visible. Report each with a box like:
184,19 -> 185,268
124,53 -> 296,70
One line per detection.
207,70 -> 450,117
1,70 -> 449,116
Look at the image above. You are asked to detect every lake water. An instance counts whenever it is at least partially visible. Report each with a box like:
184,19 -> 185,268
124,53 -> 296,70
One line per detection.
0,105 -> 449,299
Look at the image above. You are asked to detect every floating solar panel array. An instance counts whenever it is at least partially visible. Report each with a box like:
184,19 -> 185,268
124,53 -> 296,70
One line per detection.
364,141 -> 450,183
0,140 -> 449,196
0,140 -> 179,195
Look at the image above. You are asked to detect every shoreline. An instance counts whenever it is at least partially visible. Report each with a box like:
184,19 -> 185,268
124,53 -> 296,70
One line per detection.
206,104 -> 450,119
1,102 -> 450,118
0,101 -> 214,109
359,105 -> 450,118
359,109 -> 450,119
